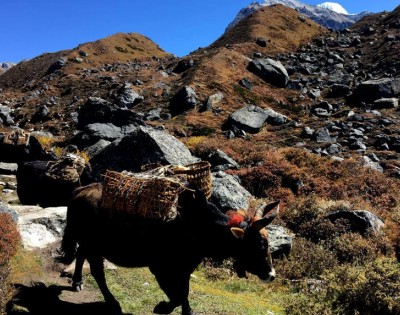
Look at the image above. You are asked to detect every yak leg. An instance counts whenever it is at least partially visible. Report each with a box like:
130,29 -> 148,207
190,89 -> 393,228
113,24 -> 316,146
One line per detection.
72,246 -> 85,291
87,255 -> 122,314
152,268 -> 194,315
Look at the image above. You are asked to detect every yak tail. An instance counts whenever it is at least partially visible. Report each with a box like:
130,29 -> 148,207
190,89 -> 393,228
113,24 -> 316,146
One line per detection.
58,208 -> 78,265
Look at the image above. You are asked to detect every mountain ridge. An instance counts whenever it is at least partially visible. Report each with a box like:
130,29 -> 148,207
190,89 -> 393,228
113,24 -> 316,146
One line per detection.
227,0 -> 370,31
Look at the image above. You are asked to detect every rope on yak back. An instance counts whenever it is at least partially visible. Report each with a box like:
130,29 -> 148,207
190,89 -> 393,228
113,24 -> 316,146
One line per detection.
44,146 -> 87,184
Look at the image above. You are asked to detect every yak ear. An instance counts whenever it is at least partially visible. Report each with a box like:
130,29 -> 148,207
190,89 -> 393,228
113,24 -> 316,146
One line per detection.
231,227 -> 245,239
262,200 -> 280,217
255,200 -> 280,219
253,201 -> 280,229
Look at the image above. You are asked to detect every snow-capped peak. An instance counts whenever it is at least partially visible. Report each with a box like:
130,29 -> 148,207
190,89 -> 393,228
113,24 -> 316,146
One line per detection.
317,2 -> 349,15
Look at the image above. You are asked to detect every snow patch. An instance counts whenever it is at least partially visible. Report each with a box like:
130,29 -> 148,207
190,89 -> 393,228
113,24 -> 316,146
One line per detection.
317,2 -> 349,15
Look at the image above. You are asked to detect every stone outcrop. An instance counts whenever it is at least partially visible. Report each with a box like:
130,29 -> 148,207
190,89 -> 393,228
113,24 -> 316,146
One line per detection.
247,58 -> 289,88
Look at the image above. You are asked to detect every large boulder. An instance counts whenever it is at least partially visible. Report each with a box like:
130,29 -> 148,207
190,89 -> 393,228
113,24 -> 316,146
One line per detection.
0,162 -> 18,175
226,105 -> 268,134
210,171 -> 252,212
352,78 -> 400,103
45,57 -> 67,75
11,205 -> 67,250
247,58 -> 289,88
264,108 -> 289,125
115,83 -> 144,108
77,97 -> 143,127
0,105 -> 14,126
90,126 -> 199,178
326,210 -> 384,235
169,86 -> 198,115
267,225 -> 294,258
206,149 -> 239,171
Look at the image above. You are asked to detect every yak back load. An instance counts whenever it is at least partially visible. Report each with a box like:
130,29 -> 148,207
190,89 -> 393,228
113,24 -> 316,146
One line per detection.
100,161 -> 212,221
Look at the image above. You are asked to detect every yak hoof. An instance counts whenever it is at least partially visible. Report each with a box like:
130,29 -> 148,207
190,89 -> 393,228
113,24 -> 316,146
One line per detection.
154,301 -> 175,314
72,281 -> 84,291
105,299 -> 122,315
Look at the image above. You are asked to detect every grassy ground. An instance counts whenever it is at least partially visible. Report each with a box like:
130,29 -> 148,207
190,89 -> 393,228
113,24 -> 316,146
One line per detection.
100,266 -> 286,315
8,247 -> 287,315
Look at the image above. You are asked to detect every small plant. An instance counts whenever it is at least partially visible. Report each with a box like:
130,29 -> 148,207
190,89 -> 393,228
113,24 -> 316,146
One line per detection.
232,85 -> 262,105
184,136 -> 207,151
34,135 -> 56,151
127,44 -> 144,52
115,46 -> 128,53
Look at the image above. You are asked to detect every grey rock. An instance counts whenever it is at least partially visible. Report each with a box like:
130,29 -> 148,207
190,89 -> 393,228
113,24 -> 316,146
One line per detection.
353,78 -> 400,103
227,105 -> 268,134
172,59 -> 195,73
0,105 -> 14,126
247,58 -> 289,88
359,156 -> 383,173
85,139 -> 111,159
116,83 -> 144,108
0,162 -> 18,175
84,123 -> 124,142
78,97 -> 143,127
210,171 -> 252,212
207,149 -> 239,170
267,225 -> 294,258
301,126 -> 315,138
265,108 -> 289,125
90,126 -> 199,178
46,57 -> 67,75
239,78 -> 253,90
0,203 -> 19,222
373,98 -> 398,109
311,101 -> 333,117
170,86 -> 198,114
145,108 -> 163,121
256,37 -> 268,47
11,205 -> 67,249
326,209 -> 384,235
32,105 -> 50,122
326,143 -> 342,155
313,128 -> 337,143
349,139 -> 367,150
204,91 -> 224,111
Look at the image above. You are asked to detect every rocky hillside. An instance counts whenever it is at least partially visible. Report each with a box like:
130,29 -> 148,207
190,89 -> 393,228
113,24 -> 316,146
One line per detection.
0,4 -> 399,175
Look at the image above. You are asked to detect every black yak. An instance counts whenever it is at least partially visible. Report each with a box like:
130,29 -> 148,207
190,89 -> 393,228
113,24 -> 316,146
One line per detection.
60,182 -> 280,315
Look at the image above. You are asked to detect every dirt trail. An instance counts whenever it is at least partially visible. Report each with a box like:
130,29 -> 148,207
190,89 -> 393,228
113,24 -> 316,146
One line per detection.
7,242 -> 118,315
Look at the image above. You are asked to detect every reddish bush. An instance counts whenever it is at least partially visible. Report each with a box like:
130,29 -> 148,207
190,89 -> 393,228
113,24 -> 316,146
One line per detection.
0,213 -> 20,265
0,213 -> 20,314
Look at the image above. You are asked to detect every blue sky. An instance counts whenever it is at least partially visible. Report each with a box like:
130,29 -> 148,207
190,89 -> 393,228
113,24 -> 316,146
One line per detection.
1,1 -> 398,63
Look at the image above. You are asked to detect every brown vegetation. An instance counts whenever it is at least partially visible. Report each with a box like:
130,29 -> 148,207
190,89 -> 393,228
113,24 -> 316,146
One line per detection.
0,213 -> 20,314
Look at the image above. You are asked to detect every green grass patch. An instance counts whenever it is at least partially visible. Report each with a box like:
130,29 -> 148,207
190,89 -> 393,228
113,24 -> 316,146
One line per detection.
97,267 -> 286,314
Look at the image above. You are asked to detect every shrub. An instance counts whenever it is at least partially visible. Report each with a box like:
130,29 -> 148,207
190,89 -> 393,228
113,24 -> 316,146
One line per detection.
323,258 -> 400,315
0,213 -> 20,314
285,258 -> 400,315
115,46 -> 128,53
327,233 -> 384,264
275,238 -> 337,280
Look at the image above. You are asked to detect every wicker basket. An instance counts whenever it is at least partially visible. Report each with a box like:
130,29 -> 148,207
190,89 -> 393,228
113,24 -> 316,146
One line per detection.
101,171 -> 187,221
141,161 -> 212,199
173,161 -> 212,199
2,130 -> 30,146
